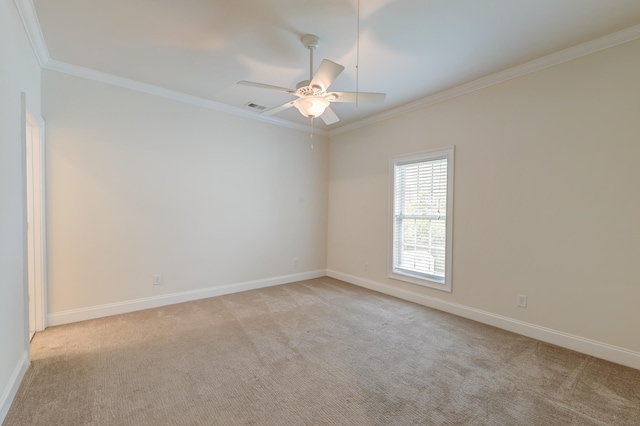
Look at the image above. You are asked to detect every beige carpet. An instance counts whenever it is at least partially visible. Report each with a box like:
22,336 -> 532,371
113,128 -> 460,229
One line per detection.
4,277 -> 640,425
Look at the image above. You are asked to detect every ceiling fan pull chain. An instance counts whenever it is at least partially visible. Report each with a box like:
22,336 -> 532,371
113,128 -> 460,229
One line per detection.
310,117 -> 314,150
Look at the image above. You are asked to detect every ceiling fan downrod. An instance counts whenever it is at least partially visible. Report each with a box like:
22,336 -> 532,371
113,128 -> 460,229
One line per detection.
301,34 -> 320,81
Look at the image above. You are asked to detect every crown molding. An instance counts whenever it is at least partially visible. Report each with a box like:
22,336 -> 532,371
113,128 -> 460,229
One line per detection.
13,0 -> 50,66
330,23 -> 640,137
14,0 -> 325,135
15,0 -> 640,139
43,60 -> 328,137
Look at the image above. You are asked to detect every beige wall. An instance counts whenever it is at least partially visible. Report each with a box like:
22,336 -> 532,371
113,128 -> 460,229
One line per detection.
0,0 -> 42,420
328,39 -> 640,353
43,70 -> 328,314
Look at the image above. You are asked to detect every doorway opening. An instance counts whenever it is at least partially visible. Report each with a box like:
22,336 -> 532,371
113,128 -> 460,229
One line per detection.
25,108 -> 46,340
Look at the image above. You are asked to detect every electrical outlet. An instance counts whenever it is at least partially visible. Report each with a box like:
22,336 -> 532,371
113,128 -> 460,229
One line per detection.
293,258 -> 299,268
364,262 -> 369,271
517,295 -> 527,308
153,274 -> 163,285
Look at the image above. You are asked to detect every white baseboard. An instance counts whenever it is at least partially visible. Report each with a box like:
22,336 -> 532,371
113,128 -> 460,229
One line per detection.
0,351 -> 29,424
45,269 -> 640,370
327,270 -> 640,371
48,270 -> 326,326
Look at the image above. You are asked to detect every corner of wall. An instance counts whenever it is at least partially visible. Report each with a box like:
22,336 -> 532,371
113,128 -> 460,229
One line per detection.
0,351 -> 29,424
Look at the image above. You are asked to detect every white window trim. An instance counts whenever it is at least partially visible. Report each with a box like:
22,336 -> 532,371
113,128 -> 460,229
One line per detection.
388,146 -> 454,292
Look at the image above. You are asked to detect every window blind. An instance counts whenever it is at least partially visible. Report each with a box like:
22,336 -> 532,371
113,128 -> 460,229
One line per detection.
393,157 -> 448,281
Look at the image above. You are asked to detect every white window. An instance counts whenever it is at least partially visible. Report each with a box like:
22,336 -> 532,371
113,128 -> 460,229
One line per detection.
389,146 -> 454,292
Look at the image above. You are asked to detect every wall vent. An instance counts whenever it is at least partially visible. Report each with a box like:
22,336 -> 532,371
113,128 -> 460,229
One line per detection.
245,102 -> 267,111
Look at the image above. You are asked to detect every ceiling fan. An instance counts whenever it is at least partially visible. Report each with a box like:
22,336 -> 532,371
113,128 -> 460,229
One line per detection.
238,34 -> 385,125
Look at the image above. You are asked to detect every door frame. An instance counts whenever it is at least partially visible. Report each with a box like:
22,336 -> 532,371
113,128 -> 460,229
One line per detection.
24,102 -> 47,337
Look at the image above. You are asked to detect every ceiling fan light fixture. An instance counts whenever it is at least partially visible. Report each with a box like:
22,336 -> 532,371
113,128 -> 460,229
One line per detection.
294,96 -> 330,118
237,33 -> 385,125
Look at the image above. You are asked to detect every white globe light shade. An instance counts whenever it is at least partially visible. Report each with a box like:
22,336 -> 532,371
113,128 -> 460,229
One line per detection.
294,96 -> 330,118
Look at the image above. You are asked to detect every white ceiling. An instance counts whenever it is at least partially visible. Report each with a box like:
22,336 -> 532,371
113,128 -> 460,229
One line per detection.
27,0 -> 640,131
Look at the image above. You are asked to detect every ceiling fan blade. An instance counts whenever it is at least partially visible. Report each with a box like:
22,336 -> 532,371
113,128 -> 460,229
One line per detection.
261,100 -> 296,116
237,81 -> 295,94
310,60 -> 344,91
320,106 -> 340,125
329,91 -> 386,103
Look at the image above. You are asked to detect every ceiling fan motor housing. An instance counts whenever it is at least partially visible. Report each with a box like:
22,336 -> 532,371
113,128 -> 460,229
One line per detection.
296,80 -> 331,98
296,80 -> 313,91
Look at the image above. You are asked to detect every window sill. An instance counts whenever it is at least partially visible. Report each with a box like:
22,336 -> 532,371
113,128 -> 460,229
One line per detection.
389,270 -> 451,292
